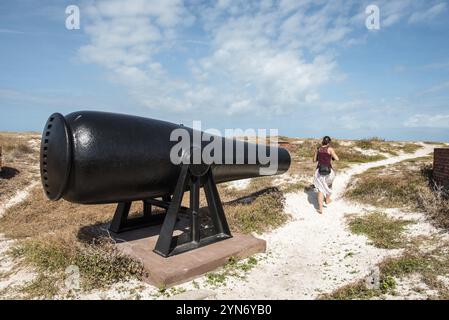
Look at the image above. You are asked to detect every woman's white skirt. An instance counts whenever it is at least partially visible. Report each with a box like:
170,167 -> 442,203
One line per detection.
313,169 -> 336,197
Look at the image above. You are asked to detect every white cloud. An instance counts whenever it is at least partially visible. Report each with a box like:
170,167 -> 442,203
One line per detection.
78,0 -> 445,117
419,81 -> 449,96
405,114 -> 449,128
409,2 -> 447,24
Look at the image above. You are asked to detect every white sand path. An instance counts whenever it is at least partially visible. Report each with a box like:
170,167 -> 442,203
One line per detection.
211,143 -> 436,299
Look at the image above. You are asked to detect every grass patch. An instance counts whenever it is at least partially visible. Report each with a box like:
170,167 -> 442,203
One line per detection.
320,280 -> 380,300
337,150 -> 385,168
19,274 -> 60,299
205,256 -> 259,288
345,157 -> 431,208
322,243 -> 449,300
355,137 -> 385,150
354,138 -> 420,156
345,156 -> 449,230
348,212 -> 413,249
224,188 -> 289,234
10,236 -> 144,295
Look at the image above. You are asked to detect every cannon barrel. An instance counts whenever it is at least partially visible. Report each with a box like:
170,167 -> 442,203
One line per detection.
40,111 -> 291,205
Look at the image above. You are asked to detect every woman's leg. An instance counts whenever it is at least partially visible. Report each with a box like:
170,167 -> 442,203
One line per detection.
325,171 -> 335,205
317,192 -> 324,213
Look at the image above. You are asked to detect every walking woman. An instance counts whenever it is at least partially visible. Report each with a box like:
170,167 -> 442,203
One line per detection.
313,136 -> 339,214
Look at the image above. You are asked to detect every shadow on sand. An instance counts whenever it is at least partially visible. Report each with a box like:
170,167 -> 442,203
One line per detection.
304,185 -> 319,210
0,167 -> 20,180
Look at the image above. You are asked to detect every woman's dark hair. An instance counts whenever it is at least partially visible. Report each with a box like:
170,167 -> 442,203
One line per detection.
322,136 -> 332,146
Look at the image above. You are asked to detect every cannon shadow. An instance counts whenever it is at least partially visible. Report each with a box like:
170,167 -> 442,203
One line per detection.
224,187 -> 280,206
0,167 -> 20,180
76,207 -> 217,245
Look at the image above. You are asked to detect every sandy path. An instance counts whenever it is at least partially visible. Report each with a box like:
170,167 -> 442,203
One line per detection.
212,143 -> 436,299
0,181 -> 39,218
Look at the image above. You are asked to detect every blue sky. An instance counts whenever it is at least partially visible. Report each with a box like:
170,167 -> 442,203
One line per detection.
1,0 -> 449,141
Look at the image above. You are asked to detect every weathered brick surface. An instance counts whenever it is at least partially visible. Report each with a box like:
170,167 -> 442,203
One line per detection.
434,148 -> 449,187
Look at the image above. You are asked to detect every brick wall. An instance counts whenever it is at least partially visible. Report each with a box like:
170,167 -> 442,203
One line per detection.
433,148 -> 449,188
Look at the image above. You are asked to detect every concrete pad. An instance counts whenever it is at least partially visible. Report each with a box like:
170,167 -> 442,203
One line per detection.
112,224 -> 266,287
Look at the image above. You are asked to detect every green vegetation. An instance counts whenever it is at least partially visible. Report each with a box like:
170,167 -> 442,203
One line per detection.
322,243 -> 449,300
348,212 -> 413,249
336,149 -> 385,168
10,237 -> 144,297
19,274 -> 61,299
205,256 -> 259,288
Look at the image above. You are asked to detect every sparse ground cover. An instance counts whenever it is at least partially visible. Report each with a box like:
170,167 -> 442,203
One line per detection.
322,233 -> 449,300
347,212 -> 413,249
0,132 -> 40,204
324,149 -> 449,300
0,133 -> 445,300
345,155 -> 449,229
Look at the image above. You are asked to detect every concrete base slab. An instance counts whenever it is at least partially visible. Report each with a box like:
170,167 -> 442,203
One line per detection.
112,225 -> 266,287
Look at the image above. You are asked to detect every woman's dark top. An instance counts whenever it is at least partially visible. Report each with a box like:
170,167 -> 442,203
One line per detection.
317,146 -> 332,169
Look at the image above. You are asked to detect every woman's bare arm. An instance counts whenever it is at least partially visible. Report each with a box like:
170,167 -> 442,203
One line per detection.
313,149 -> 318,162
330,148 -> 339,161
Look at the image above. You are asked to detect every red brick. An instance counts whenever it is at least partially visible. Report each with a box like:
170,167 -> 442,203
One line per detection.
433,148 -> 449,186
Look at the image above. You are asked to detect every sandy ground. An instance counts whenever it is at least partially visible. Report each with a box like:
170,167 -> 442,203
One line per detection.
0,182 -> 39,218
0,142 -> 444,299
205,143 -> 437,299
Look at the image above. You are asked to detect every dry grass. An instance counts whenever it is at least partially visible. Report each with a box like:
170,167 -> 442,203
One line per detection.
224,188 -> 289,234
0,132 -> 38,161
354,138 -> 421,156
345,156 -> 432,208
416,179 -> 449,229
0,187 -> 116,239
344,156 -> 449,230
0,132 -> 40,204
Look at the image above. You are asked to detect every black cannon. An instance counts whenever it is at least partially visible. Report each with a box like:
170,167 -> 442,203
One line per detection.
40,111 -> 291,256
